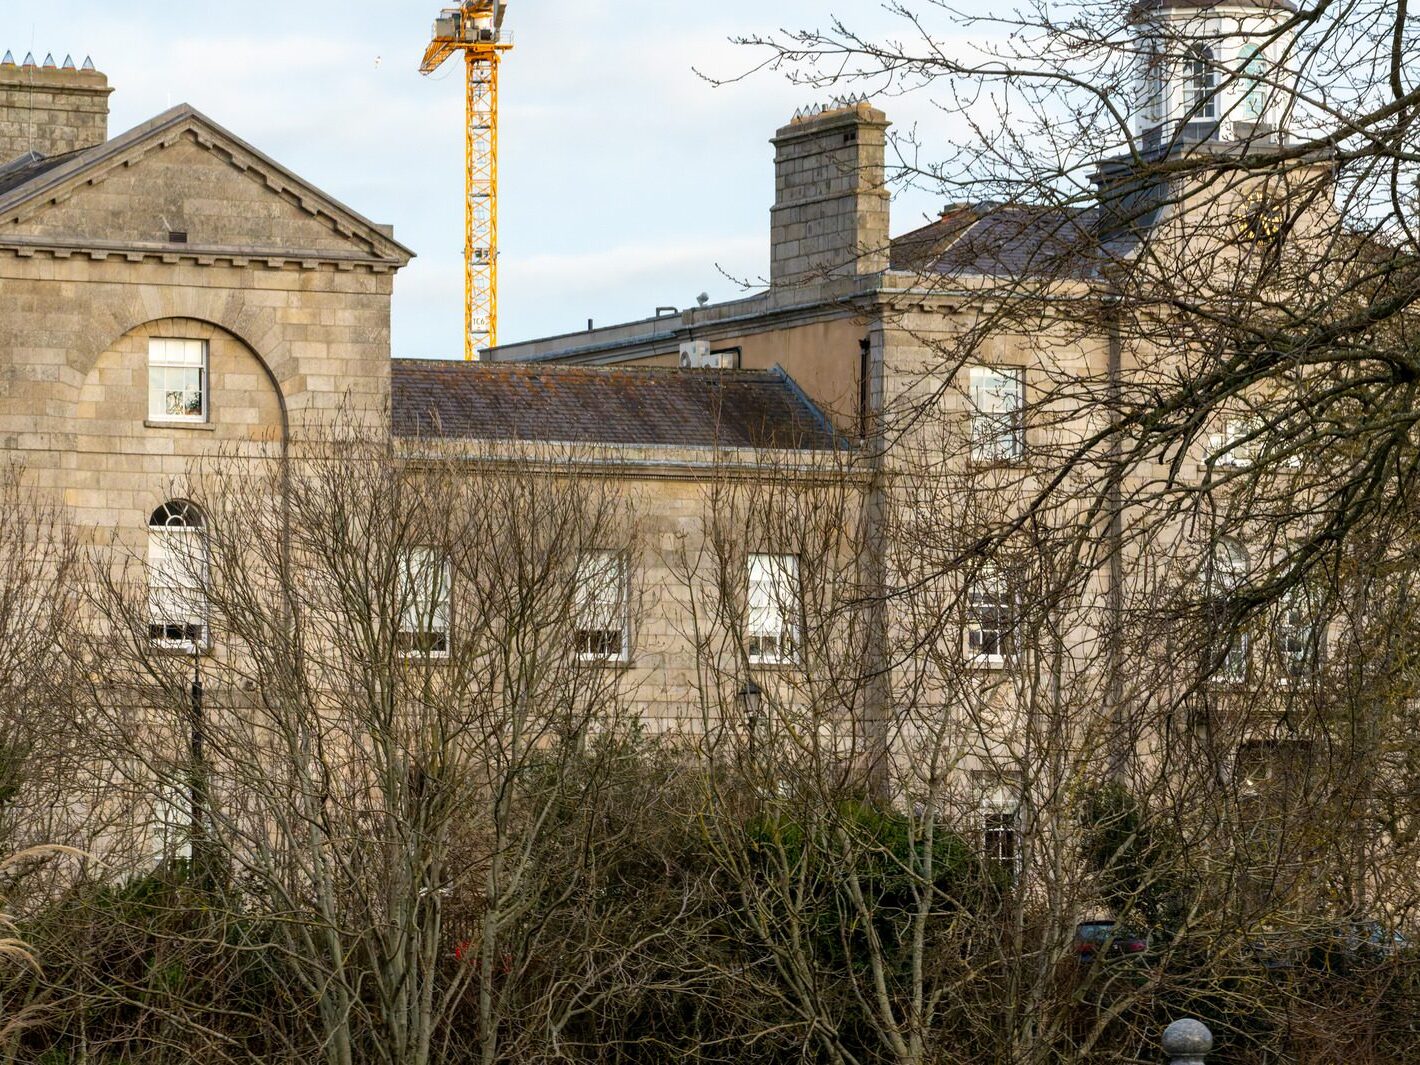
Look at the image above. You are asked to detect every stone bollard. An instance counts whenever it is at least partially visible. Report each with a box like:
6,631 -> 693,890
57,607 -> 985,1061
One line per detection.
1163,1019 -> 1213,1065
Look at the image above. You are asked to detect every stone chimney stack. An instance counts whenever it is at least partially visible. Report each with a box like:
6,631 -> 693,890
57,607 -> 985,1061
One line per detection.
0,53 -> 111,164
770,100 -> 891,288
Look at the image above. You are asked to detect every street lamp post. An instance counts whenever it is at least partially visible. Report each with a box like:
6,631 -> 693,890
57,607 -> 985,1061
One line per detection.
738,678 -> 762,762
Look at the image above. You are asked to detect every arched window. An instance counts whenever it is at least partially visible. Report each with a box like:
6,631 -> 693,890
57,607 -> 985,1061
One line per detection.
1183,44 -> 1217,119
1239,45 -> 1268,121
148,501 -> 208,650
1208,537 -> 1249,592
1143,44 -> 1166,124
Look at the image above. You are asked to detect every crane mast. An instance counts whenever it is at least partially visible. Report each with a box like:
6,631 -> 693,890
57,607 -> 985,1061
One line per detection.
421,2 -> 512,361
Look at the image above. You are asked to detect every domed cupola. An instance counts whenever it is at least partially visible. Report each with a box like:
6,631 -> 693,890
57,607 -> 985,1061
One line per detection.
1132,0 -> 1298,151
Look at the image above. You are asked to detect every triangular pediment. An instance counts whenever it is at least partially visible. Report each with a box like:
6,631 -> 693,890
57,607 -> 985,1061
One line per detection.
0,106 -> 412,267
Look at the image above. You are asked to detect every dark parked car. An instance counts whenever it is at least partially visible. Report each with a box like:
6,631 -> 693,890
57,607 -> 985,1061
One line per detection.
1074,920 -> 1148,961
1248,920 -> 1411,975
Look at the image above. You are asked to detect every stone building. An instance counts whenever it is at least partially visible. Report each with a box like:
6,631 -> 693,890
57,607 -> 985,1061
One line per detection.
0,53 -> 411,576
475,0 -> 1335,837
0,0 -> 1338,863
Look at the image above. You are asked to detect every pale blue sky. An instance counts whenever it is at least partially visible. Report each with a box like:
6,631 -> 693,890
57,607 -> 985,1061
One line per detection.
2,2 -> 973,358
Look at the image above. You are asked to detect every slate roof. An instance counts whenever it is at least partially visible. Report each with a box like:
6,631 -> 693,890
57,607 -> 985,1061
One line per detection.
889,203 -> 1104,280
0,149 -> 77,199
392,361 -> 842,451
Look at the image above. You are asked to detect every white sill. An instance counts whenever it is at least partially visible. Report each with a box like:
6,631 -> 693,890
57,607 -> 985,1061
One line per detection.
578,654 -> 630,668
146,419 -> 216,432
969,653 -> 1008,670
150,641 -> 211,656
1207,675 -> 1249,688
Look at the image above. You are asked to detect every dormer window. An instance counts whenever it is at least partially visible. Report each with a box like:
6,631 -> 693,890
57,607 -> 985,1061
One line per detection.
1183,45 -> 1217,119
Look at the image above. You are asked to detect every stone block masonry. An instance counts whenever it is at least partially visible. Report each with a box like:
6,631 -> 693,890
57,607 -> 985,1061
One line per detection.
0,56 -> 111,162
769,100 -> 891,288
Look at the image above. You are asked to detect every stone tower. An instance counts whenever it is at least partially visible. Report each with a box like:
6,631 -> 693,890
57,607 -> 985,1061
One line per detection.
1133,0 -> 1298,150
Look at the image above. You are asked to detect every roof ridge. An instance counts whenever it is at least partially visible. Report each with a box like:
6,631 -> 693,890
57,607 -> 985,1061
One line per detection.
392,359 -> 783,378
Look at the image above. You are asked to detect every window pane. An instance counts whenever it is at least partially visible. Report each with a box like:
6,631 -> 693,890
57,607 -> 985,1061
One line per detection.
576,550 -> 627,660
1185,46 -> 1216,118
148,339 -> 207,420
969,367 -> 1024,461
969,568 -> 1011,658
1208,418 -> 1258,468
1240,46 -> 1267,118
1276,590 -> 1317,678
399,547 -> 450,655
148,524 -> 208,647
748,553 -> 799,663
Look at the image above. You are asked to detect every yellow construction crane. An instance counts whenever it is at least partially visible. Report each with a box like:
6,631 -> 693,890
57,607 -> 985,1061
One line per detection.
421,2 -> 513,361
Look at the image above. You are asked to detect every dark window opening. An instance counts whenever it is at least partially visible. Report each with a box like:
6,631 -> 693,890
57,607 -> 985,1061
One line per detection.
149,622 -> 204,644
397,630 -> 449,656
859,337 -> 872,438
576,629 -> 624,659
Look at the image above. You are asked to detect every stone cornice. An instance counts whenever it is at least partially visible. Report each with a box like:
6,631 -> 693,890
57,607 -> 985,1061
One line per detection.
0,235 -> 399,272
0,105 -> 414,268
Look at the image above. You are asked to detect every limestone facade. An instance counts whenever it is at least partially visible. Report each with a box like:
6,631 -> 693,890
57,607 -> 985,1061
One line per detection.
0,62 -> 411,573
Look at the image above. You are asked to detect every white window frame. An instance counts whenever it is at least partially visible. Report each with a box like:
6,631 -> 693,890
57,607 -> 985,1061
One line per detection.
1207,417 -> 1258,469
1143,44 -> 1166,124
147,501 -> 209,652
575,549 -> 630,664
747,553 -> 800,666
148,337 -> 209,423
983,805 -> 1020,872
966,565 -> 1012,665
1205,537 -> 1250,684
968,366 -> 1025,463
975,773 -> 1022,877
1183,44 -> 1217,119
398,547 -> 451,659
1274,587 -> 1319,682
1239,45 -> 1268,121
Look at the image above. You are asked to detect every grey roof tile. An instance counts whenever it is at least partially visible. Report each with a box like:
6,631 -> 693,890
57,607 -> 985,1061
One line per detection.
392,360 -> 843,451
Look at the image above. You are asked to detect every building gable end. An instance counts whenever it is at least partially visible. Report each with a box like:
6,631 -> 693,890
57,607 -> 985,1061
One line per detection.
0,107 -> 412,267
